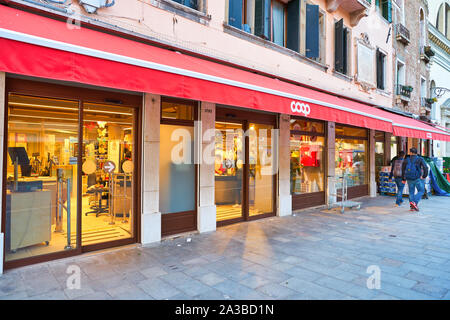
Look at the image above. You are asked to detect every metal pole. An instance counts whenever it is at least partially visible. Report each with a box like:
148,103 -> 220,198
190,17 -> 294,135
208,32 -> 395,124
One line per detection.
122,174 -> 128,224
65,178 -> 72,250
55,168 -> 63,232
109,173 -> 115,225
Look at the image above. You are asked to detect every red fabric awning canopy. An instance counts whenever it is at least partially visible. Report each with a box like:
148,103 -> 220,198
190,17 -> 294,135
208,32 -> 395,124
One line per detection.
0,6 -> 449,141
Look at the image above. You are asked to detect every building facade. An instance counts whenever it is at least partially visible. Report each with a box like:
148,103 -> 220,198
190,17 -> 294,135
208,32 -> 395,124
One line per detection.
0,0 -> 449,273
428,0 -> 450,157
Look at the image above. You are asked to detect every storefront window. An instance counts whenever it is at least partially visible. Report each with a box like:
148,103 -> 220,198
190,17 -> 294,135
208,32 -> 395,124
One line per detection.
390,136 -> 398,161
290,135 -> 325,194
5,94 -> 79,261
159,100 -> 196,216
215,122 -> 244,222
290,119 -> 325,134
335,138 -> 368,187
375,131 -> 385,167
161,99 -> 194,121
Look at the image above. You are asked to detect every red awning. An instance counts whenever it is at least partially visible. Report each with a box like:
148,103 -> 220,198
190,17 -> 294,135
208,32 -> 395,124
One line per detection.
390,112 -> 450,141
0,6 -> 449,141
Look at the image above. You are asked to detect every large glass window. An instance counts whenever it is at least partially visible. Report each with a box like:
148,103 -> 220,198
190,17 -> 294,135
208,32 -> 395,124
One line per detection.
160,100 -> 196,216
335,139 -> 367,186
390,136 -> 398,161
335,132 -> 368,187
290,119 -> 325,195
5,94 -> 79,261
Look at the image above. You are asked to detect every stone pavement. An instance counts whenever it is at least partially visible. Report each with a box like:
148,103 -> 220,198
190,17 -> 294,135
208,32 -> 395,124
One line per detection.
1,195 -> 450,300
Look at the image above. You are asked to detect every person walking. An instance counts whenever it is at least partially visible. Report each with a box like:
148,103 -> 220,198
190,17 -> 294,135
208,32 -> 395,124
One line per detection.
402,147 -> 428,212
389,151 -> 406,206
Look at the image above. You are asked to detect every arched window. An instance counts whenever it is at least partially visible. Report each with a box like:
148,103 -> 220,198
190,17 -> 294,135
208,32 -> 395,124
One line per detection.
420,8 -> 426,48
437,3 -> 445,33
436,2 -> 450,40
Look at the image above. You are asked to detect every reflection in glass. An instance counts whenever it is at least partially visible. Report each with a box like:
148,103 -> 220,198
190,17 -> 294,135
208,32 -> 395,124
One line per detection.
5,94 -> 79,261
335,139 -> 368,187
290,135 -> 325,194
249,123 -> 275,217
160,124 -> 195,214
215,122 -> 244,222
81,103 -> 135,246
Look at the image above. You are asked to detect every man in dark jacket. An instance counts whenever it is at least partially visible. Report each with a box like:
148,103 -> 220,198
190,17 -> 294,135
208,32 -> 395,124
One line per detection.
389,151 -> 406,206
402,147 -> 428,211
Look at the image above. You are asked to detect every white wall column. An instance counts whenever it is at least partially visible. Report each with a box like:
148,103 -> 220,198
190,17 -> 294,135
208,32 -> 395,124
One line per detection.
197,102 -> 216,233
0,72 -> 4,274
141,93 -> 161,245
369,129 -> 377,197
326,122 -> 336,205
278,114 -> 292,216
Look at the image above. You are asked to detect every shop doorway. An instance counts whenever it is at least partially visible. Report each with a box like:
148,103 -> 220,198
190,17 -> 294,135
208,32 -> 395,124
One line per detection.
215,107 -> 277,226
2,78 -> 141,269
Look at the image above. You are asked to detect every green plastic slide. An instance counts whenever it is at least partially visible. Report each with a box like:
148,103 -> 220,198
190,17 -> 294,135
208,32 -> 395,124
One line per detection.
425,159 -> 450,193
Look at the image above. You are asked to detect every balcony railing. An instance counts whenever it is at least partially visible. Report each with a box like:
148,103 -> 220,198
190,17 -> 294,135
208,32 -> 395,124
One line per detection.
421,98 -> 434,110
396,84 -> 413,100
420,46 -> 435,63
395,23 -> 410,45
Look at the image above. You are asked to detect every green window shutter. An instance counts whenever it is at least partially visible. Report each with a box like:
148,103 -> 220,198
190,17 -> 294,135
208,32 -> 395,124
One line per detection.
334,19 -> 344,73
286,0 -> 301,52
382,0 -> 392,22
342,26 -> 348,74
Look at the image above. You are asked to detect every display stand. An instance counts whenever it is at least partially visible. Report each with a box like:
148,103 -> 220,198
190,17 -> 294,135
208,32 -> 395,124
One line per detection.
109,173 -> 132,225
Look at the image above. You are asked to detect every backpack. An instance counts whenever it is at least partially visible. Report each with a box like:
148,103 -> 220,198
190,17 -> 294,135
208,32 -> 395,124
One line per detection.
404,156 -> 422,180
393,159 -> 404,178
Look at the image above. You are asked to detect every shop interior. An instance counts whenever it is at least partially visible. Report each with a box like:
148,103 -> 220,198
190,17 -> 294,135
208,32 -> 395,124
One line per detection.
290,119 -> 325,195
214,121 -> 274,222
5,93 -> 135,262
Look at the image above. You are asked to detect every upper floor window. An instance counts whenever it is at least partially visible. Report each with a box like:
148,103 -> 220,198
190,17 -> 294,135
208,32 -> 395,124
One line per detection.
392,0 -> 404,25
436,2 -> 450,39
334,19 -> 350,75
376,0 -> 392,23
228,0 -> 301,52
172,0 -> 198,10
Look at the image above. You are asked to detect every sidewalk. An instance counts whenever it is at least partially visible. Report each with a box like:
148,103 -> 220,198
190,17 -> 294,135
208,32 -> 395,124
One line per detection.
1,195 -> 450,300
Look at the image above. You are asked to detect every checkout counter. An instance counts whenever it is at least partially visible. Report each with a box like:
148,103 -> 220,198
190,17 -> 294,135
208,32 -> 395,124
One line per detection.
5,147 -> 74,252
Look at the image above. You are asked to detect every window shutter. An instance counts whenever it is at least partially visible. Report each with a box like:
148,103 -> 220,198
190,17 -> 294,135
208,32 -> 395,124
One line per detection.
335,19 -> 344,73
387,0 -> 392,23
305,4 -> 319,58
382,0 -> 392,22
376,50 -> 385,90
286,0 -> 300,52
342,26 -> 348,74
229,0 -> 243,29
255,0 -> 271,40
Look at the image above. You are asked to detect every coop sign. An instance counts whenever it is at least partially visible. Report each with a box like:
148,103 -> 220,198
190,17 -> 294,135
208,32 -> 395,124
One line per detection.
290,101 -> 311,117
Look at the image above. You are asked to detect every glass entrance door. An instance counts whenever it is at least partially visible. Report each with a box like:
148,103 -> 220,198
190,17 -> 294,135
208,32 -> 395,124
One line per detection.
248,123 -> 275,218
81,102 -> 136,247
215,121 -> 244,223
5,93 -> 80,262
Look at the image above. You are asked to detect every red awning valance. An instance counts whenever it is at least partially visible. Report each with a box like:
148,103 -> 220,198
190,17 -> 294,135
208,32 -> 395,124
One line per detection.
0,6 -> 449,141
